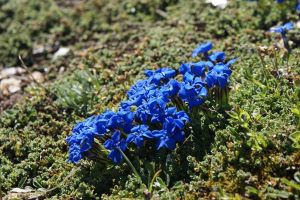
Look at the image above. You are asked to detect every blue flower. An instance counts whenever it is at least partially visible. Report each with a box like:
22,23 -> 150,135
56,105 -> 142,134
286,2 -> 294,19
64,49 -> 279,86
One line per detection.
297,3 -> 300,12
103,131 -> 127,164
270,22 -> 293,51
126,125 -> 151,148
150,106 -> 189,124
160,79 -> 181,98
179,61 -> 213,76
190,61 -> 208,77
126,80 -> 157,107
144,68 -> 176,85
206,63 -> 232,88
192,42 -> 213,58
106,110 -> 134,134
67,144 -> 82,163
208,52 -> 226,62
225,58 -> 238,67
136,104 -> 150,123
179,73 -> 208,108
66,116 -> 101,163
270,22 -> 293,34
276,0 -> 284,3
153,117 -> 186,150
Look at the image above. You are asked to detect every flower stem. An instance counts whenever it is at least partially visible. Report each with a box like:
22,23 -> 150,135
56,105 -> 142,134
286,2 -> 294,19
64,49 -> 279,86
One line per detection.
118,148 -> 142,182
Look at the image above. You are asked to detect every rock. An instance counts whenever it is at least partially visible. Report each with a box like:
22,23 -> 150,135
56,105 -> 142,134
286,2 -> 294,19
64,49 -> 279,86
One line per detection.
33,45 -> 46,56
0,77 -> 22,96
0,67 -> 25,79
10,188 -> 34,193
53,47 -> 70,60
206,0 -> 228,9
59,66 -> 65,74
296,21 -> 300,29
31,71 -> 44,83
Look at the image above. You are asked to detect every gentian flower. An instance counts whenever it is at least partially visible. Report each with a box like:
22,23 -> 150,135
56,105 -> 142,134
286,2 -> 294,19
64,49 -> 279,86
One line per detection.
152,117 -> 186,150
125,80 -> 157,107
179,73 -> 208,108
179,61 -> 213,75
297,2 -> 300,12
276,0 -> 284,3
66,116 -> 100,163
144,68 -> 176,85
66,41 -> 236,166
190,62 -> 207,77
270,22 -> 293,51
206,63 -> 232,88
208,51 -> 226,62
155,106 -> 189,124
136,103 -> 150,123
225,58 -> 238,67
270,22 -> 293,34
126,125 -> 151,148
67,144 -> 82,163
192,42 -> 213,58
103,131 -> 127,164
160,79 -> 181,98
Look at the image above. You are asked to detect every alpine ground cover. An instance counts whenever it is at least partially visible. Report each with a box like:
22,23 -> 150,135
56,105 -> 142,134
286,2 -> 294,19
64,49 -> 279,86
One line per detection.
0,0 -> 299,199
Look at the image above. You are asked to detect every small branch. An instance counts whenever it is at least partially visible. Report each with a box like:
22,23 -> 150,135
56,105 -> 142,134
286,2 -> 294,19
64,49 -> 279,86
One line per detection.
156,9 -> 168,19
18,55 -> 54,97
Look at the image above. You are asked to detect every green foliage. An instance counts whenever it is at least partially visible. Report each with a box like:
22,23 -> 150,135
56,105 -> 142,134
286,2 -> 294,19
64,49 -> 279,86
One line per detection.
53,70 -> 104,116
0,0 -> 299,199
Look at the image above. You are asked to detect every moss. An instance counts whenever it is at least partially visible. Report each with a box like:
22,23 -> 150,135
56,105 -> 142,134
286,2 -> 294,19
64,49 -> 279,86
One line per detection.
1,0 -> 300,199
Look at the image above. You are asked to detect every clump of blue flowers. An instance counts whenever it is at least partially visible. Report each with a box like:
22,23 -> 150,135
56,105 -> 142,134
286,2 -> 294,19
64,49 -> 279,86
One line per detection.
66,42 -> 237,165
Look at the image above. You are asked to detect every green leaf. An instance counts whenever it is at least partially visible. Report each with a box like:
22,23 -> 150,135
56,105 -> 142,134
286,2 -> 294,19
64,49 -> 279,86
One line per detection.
156,177 -> 168,190
17,177 -> 27,188
226,110 -> 239,120
239,109 -> 250,122
289,131 -> 300,149
294,172 -> 300,183
291,108 -> 300,117
245,186 -> 259,195
149,169 -> 162,193
33,179 -> 43,189
282,178 -> 300,191
172,181 -> 183,190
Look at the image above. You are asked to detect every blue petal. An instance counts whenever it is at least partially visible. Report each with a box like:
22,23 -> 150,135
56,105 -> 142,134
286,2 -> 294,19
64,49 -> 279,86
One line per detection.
157,138 -> 167,150
192,42 -> 213,58
109,149 -> 123,164
165,138 -> 176,150
126,134 -> 135,143
111,131 -> 121,142
217,76 -> 227,88
209,52 -> 226,62
283,22 -> 293,31
103,139 -> 114,150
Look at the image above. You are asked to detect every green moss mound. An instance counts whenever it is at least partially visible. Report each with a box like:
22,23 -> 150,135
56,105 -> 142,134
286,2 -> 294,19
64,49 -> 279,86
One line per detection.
0,0 -> 299,199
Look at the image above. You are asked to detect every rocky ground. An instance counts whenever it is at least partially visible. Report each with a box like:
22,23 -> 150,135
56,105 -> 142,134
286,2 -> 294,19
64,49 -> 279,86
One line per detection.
0,0 -> 300,199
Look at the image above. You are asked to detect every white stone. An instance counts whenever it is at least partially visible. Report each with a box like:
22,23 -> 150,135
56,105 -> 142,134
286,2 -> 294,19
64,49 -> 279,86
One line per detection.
53,47 -> 70,60
0,67 -> 25,79
206,0 -> 228,9
296,21 -> 300,29
10,188 -> 33,193
0,77 -> 22,95
31,71 -> 44,83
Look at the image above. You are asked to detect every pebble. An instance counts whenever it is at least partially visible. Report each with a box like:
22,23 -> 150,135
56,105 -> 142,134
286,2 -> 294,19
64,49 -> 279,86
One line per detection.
297,21 -> 300,29
0,67 -> 25,79
206,0 -> 228,9
31,71 -> 44,83
10,188 -> 34,193
53,47 -> 70,60
0,77 -> 22,95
